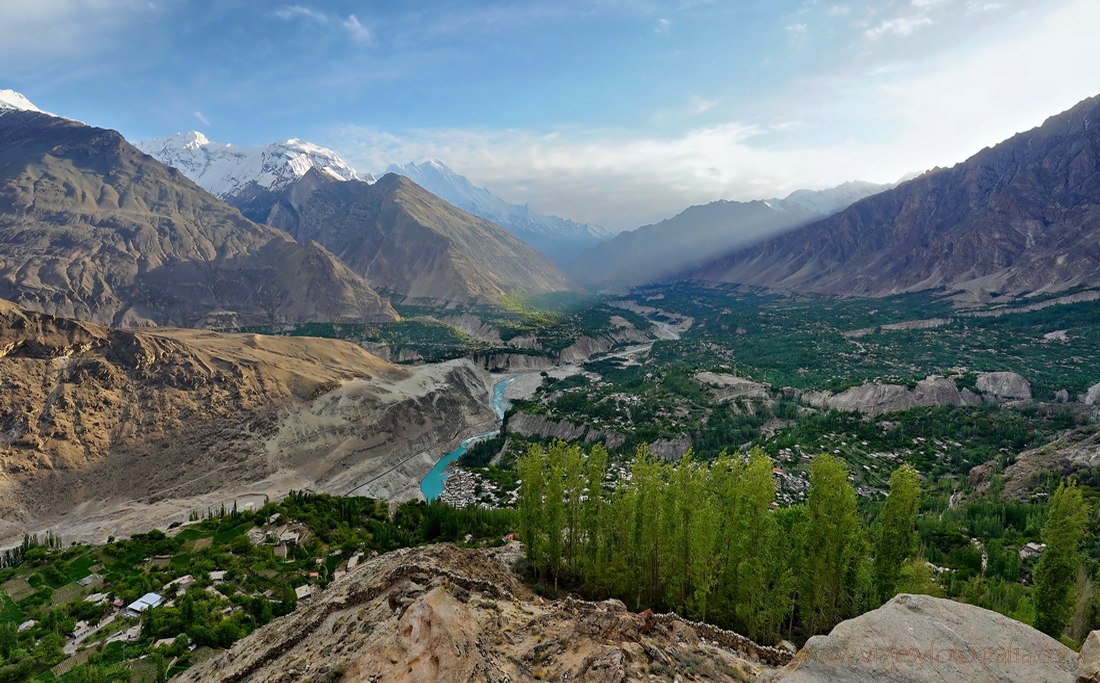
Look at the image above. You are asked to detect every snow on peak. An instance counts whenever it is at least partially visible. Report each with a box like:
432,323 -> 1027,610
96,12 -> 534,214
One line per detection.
0,89 -> 46,114
136,132 -> 372,199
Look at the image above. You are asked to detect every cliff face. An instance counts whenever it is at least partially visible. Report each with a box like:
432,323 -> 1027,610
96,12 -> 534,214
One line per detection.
0,110 -> 395,327
697,94 -> 1100,297
0,302 -> 494,545
175,542 -> 784,683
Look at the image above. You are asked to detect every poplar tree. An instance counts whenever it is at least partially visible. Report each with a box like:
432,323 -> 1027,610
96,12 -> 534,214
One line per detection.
873,464 -> 922,604
801,453 -> 862,634
1034,480 -> 1090,638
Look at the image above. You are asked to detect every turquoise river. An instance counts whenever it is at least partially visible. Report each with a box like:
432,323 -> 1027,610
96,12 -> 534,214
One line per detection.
419,375 -> 516,501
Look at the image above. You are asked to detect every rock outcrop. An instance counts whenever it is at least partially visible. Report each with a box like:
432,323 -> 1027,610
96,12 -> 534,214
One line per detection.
695,372 -> 769,401
804,376 -> 971,416
648,435 -> 694,461
971,427 -> 1100,500
1083,381 -> 1100,405
762,593 -> 1078,682
507,412 -> 625,450
174,543 -> 777,683
976,372 -> 1033,400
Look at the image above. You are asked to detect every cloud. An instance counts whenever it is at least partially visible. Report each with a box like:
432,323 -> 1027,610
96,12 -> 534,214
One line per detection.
343,14 -> 371,42
273,5 -> 370,44
273,5 -> 328,22
193,110 -> 210,126
0,0 -> 159,77
325,0 -> 1100,231
865,15 -> 934,39
688,94 -> 717,114
655,17 -> 671,33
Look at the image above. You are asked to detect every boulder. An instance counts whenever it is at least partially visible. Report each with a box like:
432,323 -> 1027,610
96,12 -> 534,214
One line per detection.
977,372 -> 1033,400
1084,382 -> 1100,406
762,593 -> 1076,682
1077,629 -> 1100,682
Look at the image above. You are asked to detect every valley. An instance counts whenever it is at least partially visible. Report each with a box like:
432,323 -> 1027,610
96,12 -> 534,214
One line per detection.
1,53 -> 1100,681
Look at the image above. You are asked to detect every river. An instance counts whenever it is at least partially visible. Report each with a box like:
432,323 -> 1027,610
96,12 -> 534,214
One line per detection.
419,375 -> 516,501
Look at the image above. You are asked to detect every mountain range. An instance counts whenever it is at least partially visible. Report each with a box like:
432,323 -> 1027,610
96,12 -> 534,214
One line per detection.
0,97 -> 396,327
694,94 -> 1100,297
387,159 -> 613,264
139,131 -> 573,303
570,181 -> 889,287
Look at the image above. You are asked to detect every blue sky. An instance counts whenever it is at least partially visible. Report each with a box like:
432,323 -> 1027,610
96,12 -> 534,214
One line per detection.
3,0 -> 1099,229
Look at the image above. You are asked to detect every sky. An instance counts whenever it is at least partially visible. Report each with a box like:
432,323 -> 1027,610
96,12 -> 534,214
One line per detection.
2,0 -> 1099,230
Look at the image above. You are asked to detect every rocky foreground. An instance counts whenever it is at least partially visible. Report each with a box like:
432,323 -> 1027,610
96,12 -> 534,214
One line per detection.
176,543 -> 788,682
174,541 -> 1096,683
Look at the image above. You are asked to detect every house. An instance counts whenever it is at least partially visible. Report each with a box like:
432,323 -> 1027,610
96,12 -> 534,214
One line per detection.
208,570 -> 227,582
294,585 -> 315,601
164,575 -> 196,594
17,620 -> 36,632
77,574 -> 103,588
1019,542 -> 1046,560
125,593 -> 164,616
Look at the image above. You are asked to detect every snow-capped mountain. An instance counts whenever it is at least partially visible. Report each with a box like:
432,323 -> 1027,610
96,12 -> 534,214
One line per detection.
0,89 -> 45,114
771,180 -> 891,216
386,160 -> 613,265
137,132 -> 373,201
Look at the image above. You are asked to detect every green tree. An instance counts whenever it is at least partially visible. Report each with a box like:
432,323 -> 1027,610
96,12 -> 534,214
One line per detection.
801,453 -> 862,634
873,464 -> 922,603
1034,480 -> 1090,638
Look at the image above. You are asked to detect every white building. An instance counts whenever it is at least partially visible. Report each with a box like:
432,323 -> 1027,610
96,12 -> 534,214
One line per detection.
125,592 -> 164,615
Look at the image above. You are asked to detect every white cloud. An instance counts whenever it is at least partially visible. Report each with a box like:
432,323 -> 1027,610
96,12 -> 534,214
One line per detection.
326,0 -> 1100,231
273,5 -> 328,22
0,0 -> 158,75
655,17 -> 671,33
865,15 -> 933,39
193,110 -> 210,126
274,5 -> 370,44
688,94 -> 717,114
343,15 -> 371,43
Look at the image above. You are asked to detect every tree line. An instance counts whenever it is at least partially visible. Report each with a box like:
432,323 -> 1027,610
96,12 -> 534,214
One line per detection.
516,441 -> 1089,644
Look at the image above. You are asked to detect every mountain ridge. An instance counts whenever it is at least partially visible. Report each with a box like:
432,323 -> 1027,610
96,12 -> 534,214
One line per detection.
695,93 -> 1100,297
570,180 -> 889,287
0,107 -> 397,327
259,170 -> 575,303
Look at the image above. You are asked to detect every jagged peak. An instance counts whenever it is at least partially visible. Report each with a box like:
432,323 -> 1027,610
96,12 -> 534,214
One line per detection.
137,131 -> 372,198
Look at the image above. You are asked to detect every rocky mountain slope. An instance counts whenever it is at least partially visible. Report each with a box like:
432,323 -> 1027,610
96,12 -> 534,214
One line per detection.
176,541 -> 1087,683
570,181 -> 887,288
696,94 -> 1100,297
258,170 -> 574,303
176,542 -> 788,683
0,102 -> 395,327
388,159 -> 613,265
0,301 -> 495,545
